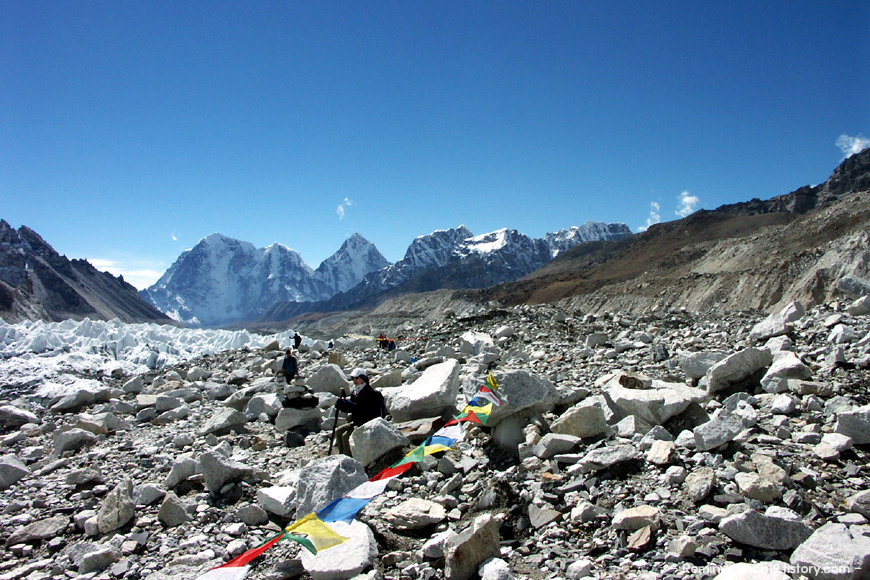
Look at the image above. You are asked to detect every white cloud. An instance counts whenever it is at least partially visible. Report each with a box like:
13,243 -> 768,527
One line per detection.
171,233 -> 177,241
89,258 -> 164,291
637,202 -> 661,232
836,134 -> 870,158
676,190 -> 700,218
336,197 -> 353,219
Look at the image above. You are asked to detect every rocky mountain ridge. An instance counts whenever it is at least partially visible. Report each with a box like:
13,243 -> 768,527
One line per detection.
0,221 -> 173,325
475,148 -> 870,320
257,222 -> 632,324
272,149 -> 870,341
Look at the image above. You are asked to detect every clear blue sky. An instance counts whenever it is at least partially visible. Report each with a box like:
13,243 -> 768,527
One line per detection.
2,1 -> 868,290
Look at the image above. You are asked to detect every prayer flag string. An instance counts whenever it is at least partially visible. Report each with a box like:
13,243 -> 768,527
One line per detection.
200,373 -> 501,578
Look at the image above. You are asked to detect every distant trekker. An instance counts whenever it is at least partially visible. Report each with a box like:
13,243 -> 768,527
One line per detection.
282,349 -> 298,383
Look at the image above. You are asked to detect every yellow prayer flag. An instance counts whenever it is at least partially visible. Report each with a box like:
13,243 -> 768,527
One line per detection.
461,402 -> 492,416
422,444 -> 453,456
286,513 -> 349,552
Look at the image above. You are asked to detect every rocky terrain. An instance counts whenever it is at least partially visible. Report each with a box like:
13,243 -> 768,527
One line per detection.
1,274 -> 870,579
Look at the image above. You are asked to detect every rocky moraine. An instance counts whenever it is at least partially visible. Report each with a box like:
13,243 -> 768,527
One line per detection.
1,281 -> 870,580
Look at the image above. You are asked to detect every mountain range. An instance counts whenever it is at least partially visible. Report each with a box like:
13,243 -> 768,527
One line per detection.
471,146 -> 870,316
140,221 -> 632,327
3,147 -> 867,329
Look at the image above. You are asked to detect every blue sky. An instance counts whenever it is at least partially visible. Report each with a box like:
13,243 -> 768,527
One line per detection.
2,1 -> 868,290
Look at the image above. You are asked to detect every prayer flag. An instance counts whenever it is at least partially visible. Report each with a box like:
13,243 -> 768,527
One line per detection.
486,372 -> 499,391
213,532 -> 284,568
370,462 -> 414,481
317,497 -> 372,524
433,422 -> 466,442
283,533 -> 317,555
286,513 -> 349,552
345,478 -> 392,499
461,402 -> 492,417
476,386 -> 502,406
426,435 -> 457,448
393,443 -> 427,467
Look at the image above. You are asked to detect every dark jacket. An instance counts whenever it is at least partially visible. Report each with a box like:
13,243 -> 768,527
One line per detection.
336,383 -> 387,426
282,355 -> 298,378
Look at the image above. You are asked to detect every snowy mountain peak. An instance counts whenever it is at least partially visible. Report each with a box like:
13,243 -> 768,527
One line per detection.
141,232 -> 386,327
313,233 -> 389,295
544,221 -> 633,257
459,228 -> 514,254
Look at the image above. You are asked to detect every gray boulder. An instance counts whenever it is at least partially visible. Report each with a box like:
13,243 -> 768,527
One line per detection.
760,353 -> 813,393
299,519 -> 378,580
706,347 -> 773,393
533,433 -> 581,459
52,428 -> 98,456
837,274 -> 870,298
384,498 -> 447,529
96,478 -> 135,534
719,509 -> 813,550
350,417 -> 410,466
198,408 -> 247,436
835,405 -> 870,444
257,486 -> 296,517
307,364 -> 350,396
684,467 -> 716,502
550,399 -> 609,439
678,351 -> 728,380
199,451 -> 254,493
5,515 -> 70,546
847,296 -> 870,316
790,523 -> 870,580
294,455 -> 368,517
164,456 -> 198,489
577,445 -> 639,473
275,407 -> 322,433
601,373 -> 708,426
445,513 -> 501,580
484,370 -> 558,427
694,412 -> 744,451
158,492 -> 193,527
0,455 -> 30,490
245,393 -> 284,418
0,405 -> 39,430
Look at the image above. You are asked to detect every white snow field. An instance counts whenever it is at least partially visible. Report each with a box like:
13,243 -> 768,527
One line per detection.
0,317 -> 297,388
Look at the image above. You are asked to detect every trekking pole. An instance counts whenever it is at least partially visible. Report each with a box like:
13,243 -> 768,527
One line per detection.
328,390 -> 345,455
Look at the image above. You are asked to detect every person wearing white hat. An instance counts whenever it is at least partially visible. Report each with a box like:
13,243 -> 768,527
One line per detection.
334,367 -> 387,456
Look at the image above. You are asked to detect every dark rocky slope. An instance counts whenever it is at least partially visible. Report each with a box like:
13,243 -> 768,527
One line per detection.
0,221 -> 175,324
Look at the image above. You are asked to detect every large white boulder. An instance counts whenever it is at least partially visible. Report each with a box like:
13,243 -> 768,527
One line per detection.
307,364 -> 351,396
387,359 -> 461,422
600,372 -> 708,426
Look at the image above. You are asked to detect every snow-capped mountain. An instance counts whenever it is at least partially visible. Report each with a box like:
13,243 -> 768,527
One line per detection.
313,226 -> 475,310
140,232 -> 387,327
543,221 -> 633,257
301,222 -> 631,313
313,233 -> 391,295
